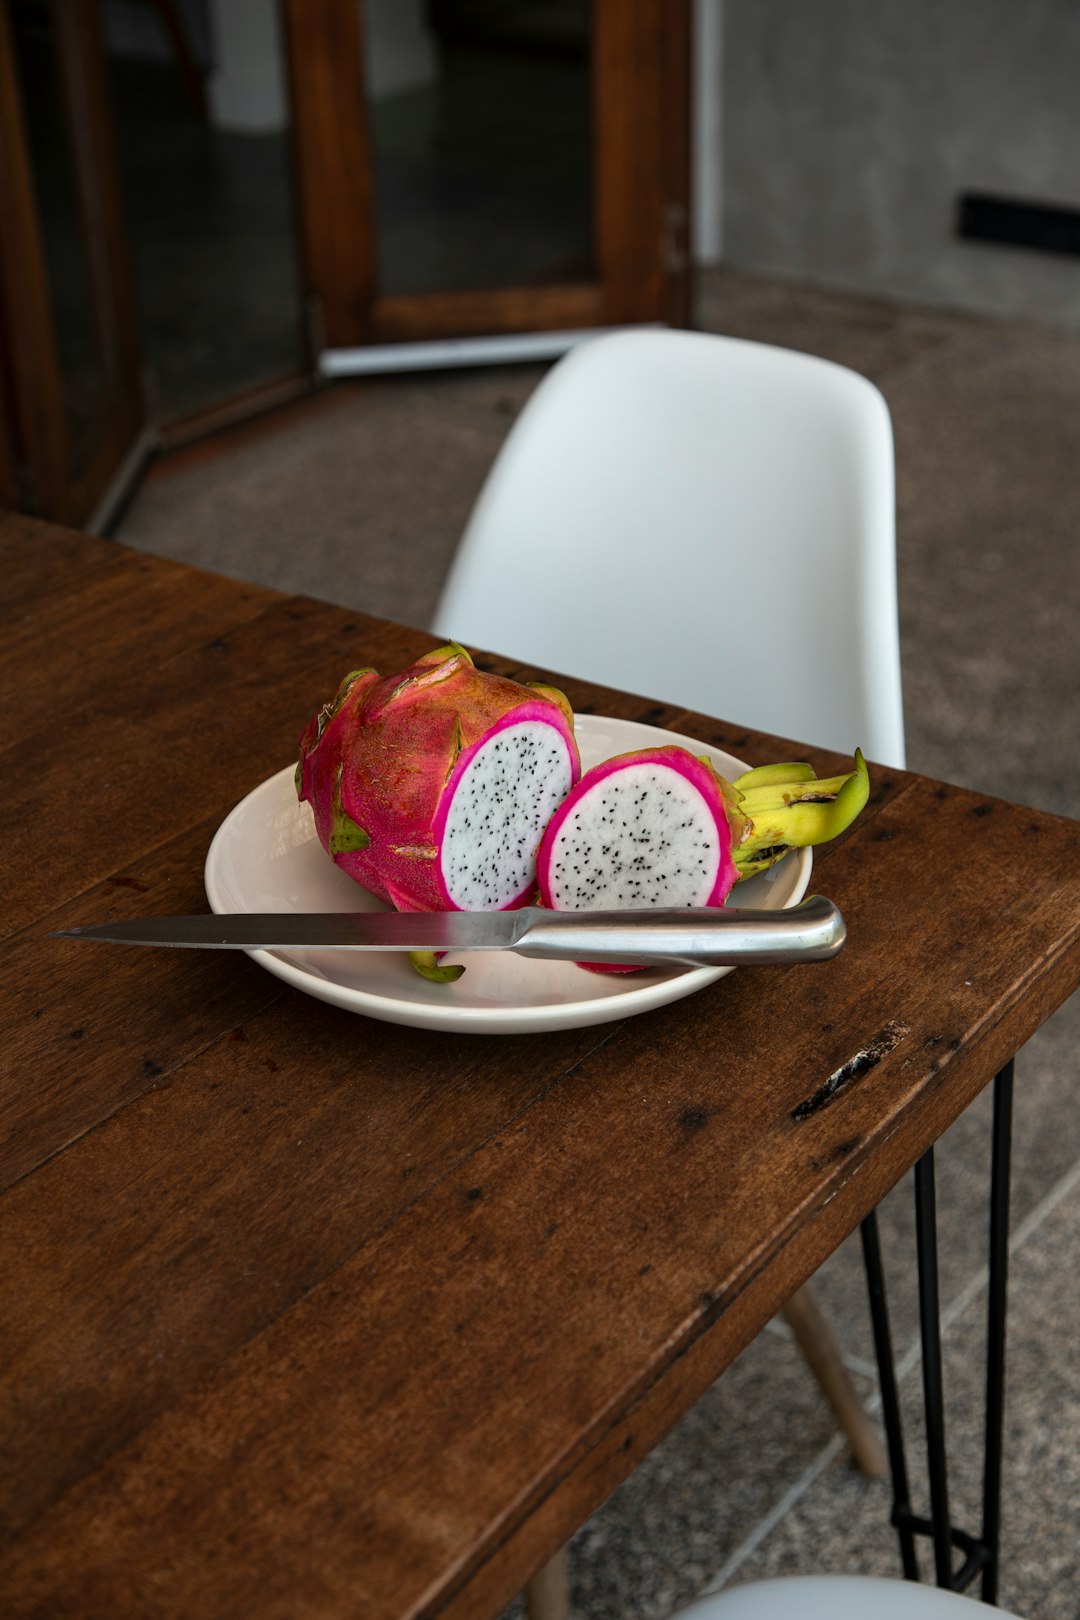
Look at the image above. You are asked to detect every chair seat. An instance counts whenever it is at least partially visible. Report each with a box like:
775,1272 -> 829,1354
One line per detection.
678,1574 -> 1024,1619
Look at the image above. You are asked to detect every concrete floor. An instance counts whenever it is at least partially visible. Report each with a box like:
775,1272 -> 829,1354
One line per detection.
116,267 -> 1080,1618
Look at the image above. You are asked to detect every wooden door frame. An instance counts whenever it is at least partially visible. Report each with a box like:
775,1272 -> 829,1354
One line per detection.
0,0 -> 68,518
282,0 -> 691,354
0,0 -> 145,526
0,344 -> 18,510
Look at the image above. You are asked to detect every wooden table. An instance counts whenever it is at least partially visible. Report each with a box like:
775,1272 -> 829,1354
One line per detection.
2,513 -> 1078,1619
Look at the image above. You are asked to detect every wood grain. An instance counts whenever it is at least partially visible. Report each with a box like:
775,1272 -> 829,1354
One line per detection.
594,0 -> 691,325
370,285 -> 605,345
1,516 -> 1078,1620
281,0 -> 378,348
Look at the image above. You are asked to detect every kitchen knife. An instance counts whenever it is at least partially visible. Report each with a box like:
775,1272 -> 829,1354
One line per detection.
53,895 -> 845,969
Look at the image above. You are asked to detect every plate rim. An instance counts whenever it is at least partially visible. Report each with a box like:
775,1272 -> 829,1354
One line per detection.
204,715 -> 812,1033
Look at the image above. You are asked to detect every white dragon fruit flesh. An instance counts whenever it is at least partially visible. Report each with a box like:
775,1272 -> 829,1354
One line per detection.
536,746 -> 742,970
296,644 -> 581,959
536,744 -> 869,972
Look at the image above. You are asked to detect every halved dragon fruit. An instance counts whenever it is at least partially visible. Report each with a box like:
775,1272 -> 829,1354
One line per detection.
297,644 -> 581,962
536,744 -> 868,972
535,746 -> 743,970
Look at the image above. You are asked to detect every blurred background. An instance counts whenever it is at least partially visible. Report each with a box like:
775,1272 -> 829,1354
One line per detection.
6,0 -> 1080,531
2,4 -> 1077,1616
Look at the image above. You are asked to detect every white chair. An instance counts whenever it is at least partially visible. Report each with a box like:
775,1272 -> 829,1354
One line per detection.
432,326 -> 905,769
431,328 -> 907,1619
674,1574 -> 1023,1618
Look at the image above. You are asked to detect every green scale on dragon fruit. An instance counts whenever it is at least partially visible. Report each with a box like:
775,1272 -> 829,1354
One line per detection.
296,643 -> 581,917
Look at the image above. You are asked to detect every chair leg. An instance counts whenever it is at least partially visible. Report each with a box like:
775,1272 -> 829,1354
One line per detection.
525,1545 -> 570,1620
522,1288 -> 881,1620
782,1282 -> 888,1478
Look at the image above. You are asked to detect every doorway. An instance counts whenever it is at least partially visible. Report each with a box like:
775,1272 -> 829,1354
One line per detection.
0,0 -> 691,528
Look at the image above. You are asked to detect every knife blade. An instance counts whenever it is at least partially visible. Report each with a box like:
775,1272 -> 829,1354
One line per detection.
53,895 -> 844,969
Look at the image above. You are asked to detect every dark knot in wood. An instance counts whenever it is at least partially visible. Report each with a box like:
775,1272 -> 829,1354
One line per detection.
790,1020 -> 910,1121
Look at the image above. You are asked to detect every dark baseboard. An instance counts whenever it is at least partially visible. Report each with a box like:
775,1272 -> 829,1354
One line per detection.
957,192 -> 1080,257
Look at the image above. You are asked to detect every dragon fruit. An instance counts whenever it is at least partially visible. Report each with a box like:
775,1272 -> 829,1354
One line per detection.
296,644 -> 581,976
536,745 -> 868,971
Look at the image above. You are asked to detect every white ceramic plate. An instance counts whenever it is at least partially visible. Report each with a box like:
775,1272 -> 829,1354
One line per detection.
204,715 -> 811,1034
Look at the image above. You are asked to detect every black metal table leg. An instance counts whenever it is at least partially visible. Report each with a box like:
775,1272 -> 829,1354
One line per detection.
981,1059 -> 1014,1604
861,1209 -> 920,1579
915,1144 -> 954,1584
860,1061 -> 1016,1600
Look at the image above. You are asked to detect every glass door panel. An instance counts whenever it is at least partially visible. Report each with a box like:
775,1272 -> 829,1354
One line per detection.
284,0 -> 690,357
363,0 -> 593,298
104,0 -> 306,425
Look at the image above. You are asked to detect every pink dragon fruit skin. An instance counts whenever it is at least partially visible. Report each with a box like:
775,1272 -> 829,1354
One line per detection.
297,644 -> 581,916
536,746 -> 744,972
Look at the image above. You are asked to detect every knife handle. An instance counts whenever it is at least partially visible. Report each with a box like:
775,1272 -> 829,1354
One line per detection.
511,895 -> 845,968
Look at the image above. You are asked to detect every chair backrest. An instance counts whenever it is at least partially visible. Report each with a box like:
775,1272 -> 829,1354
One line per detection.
430,328 -> 905,768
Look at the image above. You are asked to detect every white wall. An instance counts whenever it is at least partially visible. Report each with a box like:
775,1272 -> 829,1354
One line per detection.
362,0 -> 439,101
206,0 -> 287,133
715,0 -> 1080,324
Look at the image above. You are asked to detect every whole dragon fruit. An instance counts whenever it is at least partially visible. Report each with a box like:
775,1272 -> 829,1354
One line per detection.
536,744 -> 868,971
296,644 -> 581,969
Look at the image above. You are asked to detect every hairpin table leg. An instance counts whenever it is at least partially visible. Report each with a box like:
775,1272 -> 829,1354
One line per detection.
981,1059 -> 1014,1604
861,1061 -> 1015,1595
861,1208 -> 919,1579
